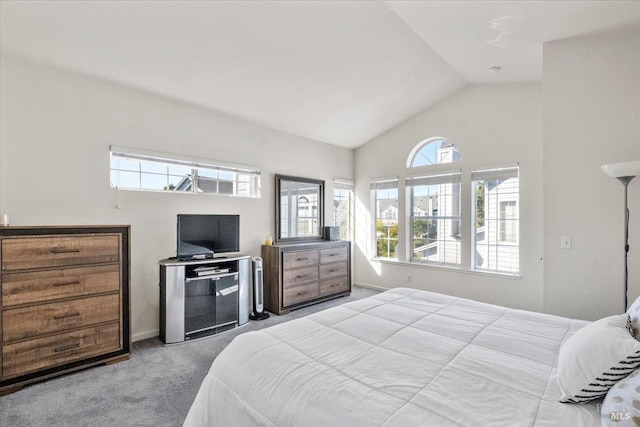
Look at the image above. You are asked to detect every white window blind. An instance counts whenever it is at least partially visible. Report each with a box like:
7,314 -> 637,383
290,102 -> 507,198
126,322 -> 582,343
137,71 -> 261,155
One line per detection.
470,164 -> 518,181
333,178 -> 354,190
370,177 -> 399,190
406,171 -> 461,187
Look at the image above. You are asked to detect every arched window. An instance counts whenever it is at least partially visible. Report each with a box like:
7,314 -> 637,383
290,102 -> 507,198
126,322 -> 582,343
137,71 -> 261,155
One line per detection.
407,137 -> 460,168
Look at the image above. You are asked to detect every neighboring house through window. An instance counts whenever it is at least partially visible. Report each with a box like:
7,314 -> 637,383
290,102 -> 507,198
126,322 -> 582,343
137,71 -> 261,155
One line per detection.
297,195 -> 318,236
472,165 -> 519,274
110,146 -> 260,198
371,177 -> 399,259
407,172 -> 461,265
407,138 -> 461,265
372,137 -> 519,276
408,137 -> 461,167
333,179 -> 353,241
500,201 -> 517,243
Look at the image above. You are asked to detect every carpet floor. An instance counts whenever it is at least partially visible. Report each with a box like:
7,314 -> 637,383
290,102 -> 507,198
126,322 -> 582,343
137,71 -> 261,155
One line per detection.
0,286 -> 380,427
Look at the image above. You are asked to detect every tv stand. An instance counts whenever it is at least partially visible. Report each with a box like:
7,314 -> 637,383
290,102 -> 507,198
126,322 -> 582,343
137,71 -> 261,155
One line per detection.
158,254 -> 250,344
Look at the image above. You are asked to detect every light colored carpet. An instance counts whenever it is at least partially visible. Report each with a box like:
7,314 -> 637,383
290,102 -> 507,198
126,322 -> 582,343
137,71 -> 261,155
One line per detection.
0,286 -> 380,427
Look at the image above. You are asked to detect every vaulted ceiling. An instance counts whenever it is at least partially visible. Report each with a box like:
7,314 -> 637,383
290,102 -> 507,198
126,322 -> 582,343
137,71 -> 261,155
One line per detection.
2,1 -> 639,148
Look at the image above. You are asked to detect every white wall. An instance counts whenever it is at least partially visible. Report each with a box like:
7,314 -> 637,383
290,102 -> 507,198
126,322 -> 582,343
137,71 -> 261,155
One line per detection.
543,31 -> 640,320
3,29 -> 636,339
0,54 -> 354,340
354,83 -> 544,312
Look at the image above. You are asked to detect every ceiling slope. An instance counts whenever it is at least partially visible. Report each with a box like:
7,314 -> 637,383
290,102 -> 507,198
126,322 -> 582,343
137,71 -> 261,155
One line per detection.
0,1 -> 464,148
1,1 -> 639,148
386,0 -> 640,84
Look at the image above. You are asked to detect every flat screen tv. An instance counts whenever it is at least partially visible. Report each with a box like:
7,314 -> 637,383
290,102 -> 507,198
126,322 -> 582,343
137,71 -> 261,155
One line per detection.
177,214 -> 240,260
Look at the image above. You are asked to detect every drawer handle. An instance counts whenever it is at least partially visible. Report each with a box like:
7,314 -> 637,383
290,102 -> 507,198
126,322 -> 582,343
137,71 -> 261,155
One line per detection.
329,253 -> 339,257
51,247 -> 80,254
53,312 -> 80,320
296,257 -> 308,261
297,291 -> 308,296
53,280 -> 81,287
54,343 -> 80,353
331,284 -> 339,288
295,274 -> 309,280
329,269 -> 337,273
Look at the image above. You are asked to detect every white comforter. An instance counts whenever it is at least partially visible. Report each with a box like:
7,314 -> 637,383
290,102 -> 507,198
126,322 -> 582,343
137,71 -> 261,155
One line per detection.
184,288 -> 602,426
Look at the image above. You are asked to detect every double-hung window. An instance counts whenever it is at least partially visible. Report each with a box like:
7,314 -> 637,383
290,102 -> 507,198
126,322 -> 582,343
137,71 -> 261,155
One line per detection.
333,179 -> 353,241
407,172 -> 461,265
371,177 -> 399,259
472,165 -> 519,274
110,146 -> 261,198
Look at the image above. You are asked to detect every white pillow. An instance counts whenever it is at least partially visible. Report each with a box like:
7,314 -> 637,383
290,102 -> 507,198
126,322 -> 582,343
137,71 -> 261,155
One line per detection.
557,313 -> 640,403
600,369 -> 640,426
627,296 -> 640,338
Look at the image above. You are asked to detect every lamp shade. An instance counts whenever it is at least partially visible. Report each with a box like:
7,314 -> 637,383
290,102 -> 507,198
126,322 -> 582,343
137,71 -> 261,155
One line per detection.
601,161 -> 640,178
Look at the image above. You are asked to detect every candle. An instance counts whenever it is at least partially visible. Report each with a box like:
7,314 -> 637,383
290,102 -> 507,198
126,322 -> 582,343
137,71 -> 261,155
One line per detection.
1,214 -> 8,226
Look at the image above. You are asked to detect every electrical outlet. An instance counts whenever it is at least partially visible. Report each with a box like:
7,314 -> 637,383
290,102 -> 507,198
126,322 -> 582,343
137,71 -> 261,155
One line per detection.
560,235 -> 572,249
407,274 -> 412,283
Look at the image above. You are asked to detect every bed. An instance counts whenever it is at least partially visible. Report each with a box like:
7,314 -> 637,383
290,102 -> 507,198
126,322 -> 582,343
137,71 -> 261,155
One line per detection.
184,288 -> 604,426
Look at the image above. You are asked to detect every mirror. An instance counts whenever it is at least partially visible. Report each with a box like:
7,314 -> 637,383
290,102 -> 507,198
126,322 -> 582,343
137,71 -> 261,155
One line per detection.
275,174 -> 324,243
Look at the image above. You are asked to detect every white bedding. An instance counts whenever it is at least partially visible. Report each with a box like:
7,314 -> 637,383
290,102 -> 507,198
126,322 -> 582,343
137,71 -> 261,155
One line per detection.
184,288 -> 603,426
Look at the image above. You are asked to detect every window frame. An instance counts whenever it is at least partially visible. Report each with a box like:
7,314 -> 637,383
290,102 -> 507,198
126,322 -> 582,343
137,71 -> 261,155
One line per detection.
109,145 -> 261,199
406,136 -> 461,168
371,177 -> 399,260
333,178 -> 353,241
407,172 -> 462,266
471,165 -> 520,275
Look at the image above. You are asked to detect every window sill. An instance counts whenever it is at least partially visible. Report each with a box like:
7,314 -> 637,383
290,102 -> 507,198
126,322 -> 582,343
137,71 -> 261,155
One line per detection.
111,186 -> 260,199
369,258 -> 521,280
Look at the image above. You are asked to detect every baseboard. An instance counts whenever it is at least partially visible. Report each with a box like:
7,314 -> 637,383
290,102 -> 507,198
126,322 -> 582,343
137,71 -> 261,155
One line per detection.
132,329 -> 159,342
133,285 -> 385,341
353,282 -> 391,292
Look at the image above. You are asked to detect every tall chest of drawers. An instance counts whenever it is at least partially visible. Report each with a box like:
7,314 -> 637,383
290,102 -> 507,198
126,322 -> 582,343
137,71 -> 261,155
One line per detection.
262,241 -> 350,315
0,226 -> 130,394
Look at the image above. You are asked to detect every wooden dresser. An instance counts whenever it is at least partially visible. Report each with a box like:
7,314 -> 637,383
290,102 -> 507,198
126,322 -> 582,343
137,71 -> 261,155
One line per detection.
0,226 -> 130,394
262,241 -> 350,315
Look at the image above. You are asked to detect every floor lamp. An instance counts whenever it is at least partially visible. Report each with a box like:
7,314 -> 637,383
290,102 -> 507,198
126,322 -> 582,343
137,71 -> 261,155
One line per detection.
601,161 -> 640,311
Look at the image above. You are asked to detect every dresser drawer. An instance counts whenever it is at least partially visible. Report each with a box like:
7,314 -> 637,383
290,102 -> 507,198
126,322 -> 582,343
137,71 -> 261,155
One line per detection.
283,281 -> 319,307
320,246 -> 348,263
283,250 -> 319,269
3,294 -> 120,343
283,266 -> 319,287
1,235 -> 120,271
320,276 -> 349,296
319,262 -> 348,280
2,265 -> 120,307
2,322 -> 121,379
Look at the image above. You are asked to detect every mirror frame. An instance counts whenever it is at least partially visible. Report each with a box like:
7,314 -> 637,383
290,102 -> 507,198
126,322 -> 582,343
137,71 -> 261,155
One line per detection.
275,174 -> 325,244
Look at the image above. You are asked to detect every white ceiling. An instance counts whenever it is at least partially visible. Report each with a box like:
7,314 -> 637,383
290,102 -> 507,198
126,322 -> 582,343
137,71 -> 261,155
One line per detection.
1,1 -> 639,149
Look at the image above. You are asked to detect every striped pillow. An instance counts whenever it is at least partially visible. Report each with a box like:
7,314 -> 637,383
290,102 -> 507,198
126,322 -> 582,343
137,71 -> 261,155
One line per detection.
557,313 -> 640,404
